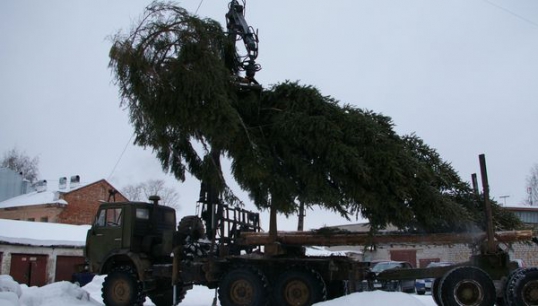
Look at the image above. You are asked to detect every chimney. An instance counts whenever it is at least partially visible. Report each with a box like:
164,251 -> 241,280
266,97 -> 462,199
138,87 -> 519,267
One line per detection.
70,175 -> 80,189
59,177 -> 67,190
35,180 -> 47,193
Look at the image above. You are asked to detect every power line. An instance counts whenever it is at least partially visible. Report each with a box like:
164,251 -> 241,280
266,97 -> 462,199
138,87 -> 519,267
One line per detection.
108,133 -> 135,180
483,0 -> 538,28
195,0 -> 205,14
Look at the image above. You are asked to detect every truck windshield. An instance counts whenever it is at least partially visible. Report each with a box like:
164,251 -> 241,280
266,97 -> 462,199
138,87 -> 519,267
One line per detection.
95,208 -> 123,227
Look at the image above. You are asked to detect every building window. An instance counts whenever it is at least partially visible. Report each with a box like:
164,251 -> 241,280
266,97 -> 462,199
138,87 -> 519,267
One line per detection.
27,218 -> 35,222
40,217 -> 48,222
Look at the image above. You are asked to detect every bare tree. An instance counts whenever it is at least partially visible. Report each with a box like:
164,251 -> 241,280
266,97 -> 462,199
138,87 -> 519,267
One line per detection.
526,164 -> 538,206
122,184 -> 143,202
122,179 -> 180,210
1,147 -> 40,182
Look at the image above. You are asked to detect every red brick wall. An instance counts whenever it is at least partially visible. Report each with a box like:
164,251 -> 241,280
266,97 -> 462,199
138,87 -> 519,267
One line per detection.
57,180 -> 127,225
0,204 -> 64,222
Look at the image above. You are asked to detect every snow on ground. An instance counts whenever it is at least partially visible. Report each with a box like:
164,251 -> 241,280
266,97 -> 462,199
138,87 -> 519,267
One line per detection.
0,275 -> 99,306
0,274 -> 437,306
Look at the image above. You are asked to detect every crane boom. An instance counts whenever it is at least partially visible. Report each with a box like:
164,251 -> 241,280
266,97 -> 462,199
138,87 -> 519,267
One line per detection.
226,0 -> 261,85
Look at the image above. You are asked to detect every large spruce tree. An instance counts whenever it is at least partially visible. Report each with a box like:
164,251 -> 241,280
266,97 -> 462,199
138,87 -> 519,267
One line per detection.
109,2 -> 521,234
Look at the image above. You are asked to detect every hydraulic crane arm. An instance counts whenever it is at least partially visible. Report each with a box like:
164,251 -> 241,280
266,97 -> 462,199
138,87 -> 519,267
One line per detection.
226,0 -> 261,85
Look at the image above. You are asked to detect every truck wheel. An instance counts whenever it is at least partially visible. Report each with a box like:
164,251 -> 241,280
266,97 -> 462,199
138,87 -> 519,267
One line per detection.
148,286 -> 189,306
504,268 -> 524,305
432,278 -> 442,306
102,266 -> 144,306
177,216 -> 206,243
218,267 -> 269,306
326,280 -> 346,299
504,267 -> 538,306
273,268 -> 326,306
439,266 -> 495,306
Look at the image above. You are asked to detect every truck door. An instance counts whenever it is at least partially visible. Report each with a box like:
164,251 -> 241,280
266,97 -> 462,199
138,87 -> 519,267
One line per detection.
86,207 -> 124,270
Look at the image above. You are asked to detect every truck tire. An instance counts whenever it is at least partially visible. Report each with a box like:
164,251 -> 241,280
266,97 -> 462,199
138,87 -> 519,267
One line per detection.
102,266 -> 145,306
326,280 -> 346,299
177,216 -> 206,243
218,266 -> 269,306
148,286 -> 189,306
504,267 -> 538,306
503,268 -> 524,305
273,268 -> 326,306
439,266 -> 495,306
432,278 -> 442,306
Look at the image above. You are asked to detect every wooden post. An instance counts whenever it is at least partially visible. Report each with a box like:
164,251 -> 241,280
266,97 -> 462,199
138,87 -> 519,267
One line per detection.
479,154 -> 496,253
471,173 -> 479,195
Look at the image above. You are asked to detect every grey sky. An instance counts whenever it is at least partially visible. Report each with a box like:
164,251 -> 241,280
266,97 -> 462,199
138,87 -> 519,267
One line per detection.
1,0 -> 537,230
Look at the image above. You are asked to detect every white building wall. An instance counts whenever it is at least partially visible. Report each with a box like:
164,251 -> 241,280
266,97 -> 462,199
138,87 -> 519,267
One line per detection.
330,242 -> 537,267
0,243 -> 83,284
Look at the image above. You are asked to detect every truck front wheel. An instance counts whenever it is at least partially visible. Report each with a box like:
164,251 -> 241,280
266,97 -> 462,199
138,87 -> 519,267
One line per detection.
218,267 -> 269,306
439,266 -> 495,306
102,266 -> 144,306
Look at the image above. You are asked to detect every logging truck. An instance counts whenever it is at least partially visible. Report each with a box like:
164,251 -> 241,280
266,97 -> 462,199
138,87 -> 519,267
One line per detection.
85,154 -> 538,306
92,0 -> 538,303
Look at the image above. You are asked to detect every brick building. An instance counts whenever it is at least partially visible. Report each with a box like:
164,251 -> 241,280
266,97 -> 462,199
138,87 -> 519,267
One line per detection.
0,177 -> 127,225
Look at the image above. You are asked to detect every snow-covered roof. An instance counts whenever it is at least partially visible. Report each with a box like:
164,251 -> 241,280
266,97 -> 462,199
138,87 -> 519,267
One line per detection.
0,219 -> 89,247
0,190 -> 67,209
504,205 -> 538,211
0,180 -> 96,209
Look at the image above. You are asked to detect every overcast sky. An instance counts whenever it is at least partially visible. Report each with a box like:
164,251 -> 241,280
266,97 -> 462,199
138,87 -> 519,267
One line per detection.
1,0 -> 537,231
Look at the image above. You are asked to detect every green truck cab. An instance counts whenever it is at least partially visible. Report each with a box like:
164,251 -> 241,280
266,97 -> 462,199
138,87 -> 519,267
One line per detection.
85,197 -> 181,306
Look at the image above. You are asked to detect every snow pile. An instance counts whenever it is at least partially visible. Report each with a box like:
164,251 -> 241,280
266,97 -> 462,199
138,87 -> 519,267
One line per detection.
0,275 -> 22,306
81,275 -> 105,304
0,275 -> 99,306
20,281 -> 98,306
314,291 -> 426,306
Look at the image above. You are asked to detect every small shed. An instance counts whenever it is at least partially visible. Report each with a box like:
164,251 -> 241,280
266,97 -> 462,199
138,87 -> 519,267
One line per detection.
0,219 -> 89,286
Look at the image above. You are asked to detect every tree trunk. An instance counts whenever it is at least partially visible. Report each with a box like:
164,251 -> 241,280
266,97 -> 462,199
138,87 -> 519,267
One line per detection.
264,202 -> 283,255
269,203 -> 277,241
238,230 -> 533,247
297,201 -> 305,231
